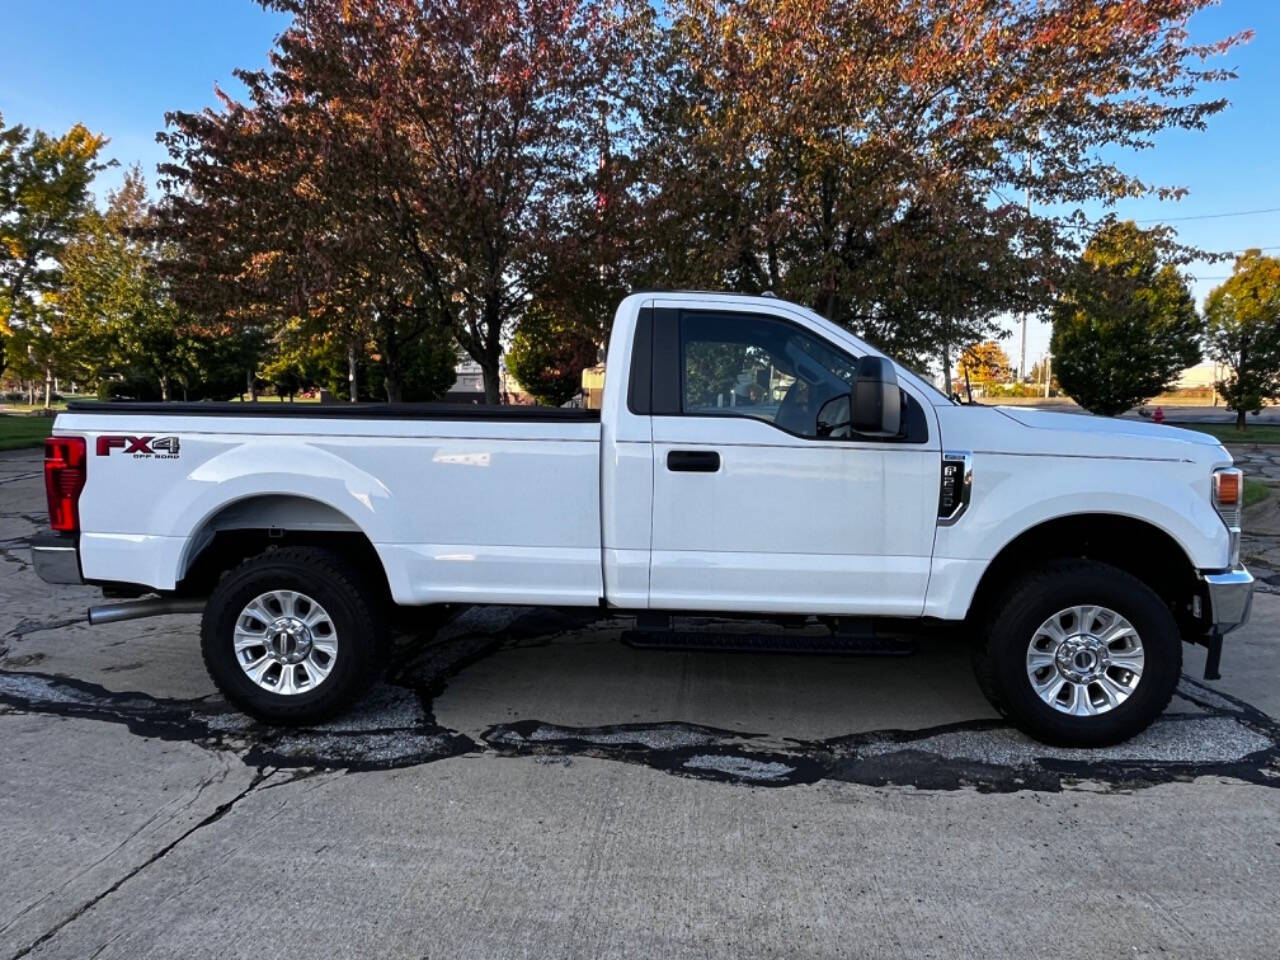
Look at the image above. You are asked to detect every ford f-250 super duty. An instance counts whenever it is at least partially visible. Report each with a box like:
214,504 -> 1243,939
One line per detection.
31,292 -> 1253,746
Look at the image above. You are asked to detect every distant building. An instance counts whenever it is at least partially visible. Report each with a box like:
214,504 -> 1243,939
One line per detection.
448,358 -> 486,400
1175,361 -> 1221,392
446,356 -> 534,404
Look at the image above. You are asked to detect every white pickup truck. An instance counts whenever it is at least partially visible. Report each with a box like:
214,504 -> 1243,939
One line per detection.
32,292 -> 1253,745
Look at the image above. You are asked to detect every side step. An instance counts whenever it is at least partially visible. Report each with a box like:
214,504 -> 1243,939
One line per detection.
622,617 -> 915,656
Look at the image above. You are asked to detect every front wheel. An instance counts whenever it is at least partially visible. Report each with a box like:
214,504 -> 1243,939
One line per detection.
973,559 -> 1181,747
201,546 -> 387,725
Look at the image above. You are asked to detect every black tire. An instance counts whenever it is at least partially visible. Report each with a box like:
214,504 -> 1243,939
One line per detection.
201,546 -> 387,725
973,559 -> 1181,747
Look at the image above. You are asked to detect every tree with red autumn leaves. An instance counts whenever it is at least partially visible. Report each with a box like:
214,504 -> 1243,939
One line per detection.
156,0 -> 641,402
154,0 -> 1247,401
628,0 -> 1246,376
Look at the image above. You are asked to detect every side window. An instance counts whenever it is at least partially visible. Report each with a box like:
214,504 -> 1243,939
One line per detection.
679,311 -> 859,439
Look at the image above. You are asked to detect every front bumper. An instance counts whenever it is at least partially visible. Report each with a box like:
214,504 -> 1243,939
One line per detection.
1203,566 -> 1254,634
31,531 -> 84,585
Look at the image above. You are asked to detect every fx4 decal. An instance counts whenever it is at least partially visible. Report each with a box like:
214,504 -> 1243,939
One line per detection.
96,435 -> 181,459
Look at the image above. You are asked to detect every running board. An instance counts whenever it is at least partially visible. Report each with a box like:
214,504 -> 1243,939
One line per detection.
622,626 -> 915,656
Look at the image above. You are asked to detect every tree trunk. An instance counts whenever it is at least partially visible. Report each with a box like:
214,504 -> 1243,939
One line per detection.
382,364 -> 402,403
247,369 -> 258,402
159,375 -> 170,402
347,339 -> 358,401
480,355 -> 502,404
1237,408 -> 1247,431
43,366 -> 53,410
940,342 -> 953,396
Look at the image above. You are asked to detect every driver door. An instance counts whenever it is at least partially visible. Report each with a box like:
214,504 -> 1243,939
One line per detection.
647,305 -> 939,616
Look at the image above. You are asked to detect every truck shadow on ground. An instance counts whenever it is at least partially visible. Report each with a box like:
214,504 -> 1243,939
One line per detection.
1,606 -> 1277,793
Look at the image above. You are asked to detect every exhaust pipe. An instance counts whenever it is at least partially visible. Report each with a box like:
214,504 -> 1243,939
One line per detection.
88,597 -> 206,626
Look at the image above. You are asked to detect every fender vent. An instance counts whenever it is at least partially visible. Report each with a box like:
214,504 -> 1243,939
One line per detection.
938,451 -> 972,525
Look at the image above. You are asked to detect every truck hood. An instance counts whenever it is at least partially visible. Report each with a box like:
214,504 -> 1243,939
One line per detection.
993,407 -> 1222,447
934,404 -> 1230,466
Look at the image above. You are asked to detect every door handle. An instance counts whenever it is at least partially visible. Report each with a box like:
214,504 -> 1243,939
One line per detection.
667,450 -> 720,473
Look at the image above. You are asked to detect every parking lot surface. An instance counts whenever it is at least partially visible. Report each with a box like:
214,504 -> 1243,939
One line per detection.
1,448 -> 1279,959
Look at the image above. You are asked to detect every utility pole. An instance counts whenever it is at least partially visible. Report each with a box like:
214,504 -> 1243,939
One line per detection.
1019,152 -> 1032,382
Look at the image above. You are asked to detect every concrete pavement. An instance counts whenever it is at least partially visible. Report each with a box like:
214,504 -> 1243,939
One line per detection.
1,448 -> 1278,959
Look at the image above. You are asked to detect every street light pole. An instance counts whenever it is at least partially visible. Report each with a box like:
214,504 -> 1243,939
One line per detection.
1019,158 -> 1031,382
1018,135 -> 1036,382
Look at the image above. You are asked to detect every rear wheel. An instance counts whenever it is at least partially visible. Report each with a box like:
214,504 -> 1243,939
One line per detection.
973,559 -> 1181,746
201,546 -> 387,724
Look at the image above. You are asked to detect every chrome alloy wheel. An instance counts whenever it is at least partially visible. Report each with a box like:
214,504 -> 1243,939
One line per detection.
1025,605 -> 1145,717
233,590 -> 338,695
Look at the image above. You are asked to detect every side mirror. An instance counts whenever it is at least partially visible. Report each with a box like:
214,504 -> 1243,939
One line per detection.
852,356 -> 902,436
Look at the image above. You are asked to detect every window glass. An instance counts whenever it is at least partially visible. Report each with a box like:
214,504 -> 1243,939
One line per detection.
680,312 -> 858,438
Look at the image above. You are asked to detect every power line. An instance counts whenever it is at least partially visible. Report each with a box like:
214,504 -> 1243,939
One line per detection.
1211,244 -> 1280,254
1137,206 -> 1280,224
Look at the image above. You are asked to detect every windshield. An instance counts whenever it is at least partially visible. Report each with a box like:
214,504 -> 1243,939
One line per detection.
894,359 -> 954,405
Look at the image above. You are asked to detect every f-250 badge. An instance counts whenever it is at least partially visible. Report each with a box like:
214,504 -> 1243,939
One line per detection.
95,435 -> 181,459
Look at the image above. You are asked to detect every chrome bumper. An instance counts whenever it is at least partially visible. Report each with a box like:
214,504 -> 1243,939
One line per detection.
31,531 -> 84,585
1203,566 -> 1254,633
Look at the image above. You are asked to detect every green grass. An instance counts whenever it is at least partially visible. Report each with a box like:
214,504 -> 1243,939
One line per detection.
1244,477 -> 1271,508
4,401 -> 69,414
0,414 -> 54,451
1174,422 -> 1280,445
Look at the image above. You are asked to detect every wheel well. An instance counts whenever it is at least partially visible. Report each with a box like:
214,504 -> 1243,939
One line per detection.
966,514 -> 1204,635
176,496 -> 390,604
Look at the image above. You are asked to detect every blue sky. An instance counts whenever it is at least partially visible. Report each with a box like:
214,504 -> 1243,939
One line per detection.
1,0 -> 1276,366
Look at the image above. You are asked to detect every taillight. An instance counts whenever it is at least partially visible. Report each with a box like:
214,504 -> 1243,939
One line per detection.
44,437 -> 87,532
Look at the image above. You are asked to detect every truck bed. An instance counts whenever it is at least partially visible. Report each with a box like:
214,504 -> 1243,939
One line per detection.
56,401 -> 605,607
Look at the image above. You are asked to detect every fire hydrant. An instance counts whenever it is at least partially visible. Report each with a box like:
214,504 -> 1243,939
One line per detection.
1153,406 -> 1165,424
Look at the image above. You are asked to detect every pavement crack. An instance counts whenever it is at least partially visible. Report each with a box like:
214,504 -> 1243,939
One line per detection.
2,611 -> 1280,795
3,615 -> 83,643
7,769 -> 274,960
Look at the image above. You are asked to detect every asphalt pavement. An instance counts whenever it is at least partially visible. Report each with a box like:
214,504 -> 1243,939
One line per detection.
1,448 -> 1278,959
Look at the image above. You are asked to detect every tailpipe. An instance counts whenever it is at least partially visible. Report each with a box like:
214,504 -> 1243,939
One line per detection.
88,597 -> 206,626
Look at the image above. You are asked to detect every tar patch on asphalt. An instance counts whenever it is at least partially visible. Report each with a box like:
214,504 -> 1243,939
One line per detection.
1,608 -> 1278,793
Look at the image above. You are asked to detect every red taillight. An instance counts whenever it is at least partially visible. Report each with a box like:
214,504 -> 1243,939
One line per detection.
44,436 -> 87,532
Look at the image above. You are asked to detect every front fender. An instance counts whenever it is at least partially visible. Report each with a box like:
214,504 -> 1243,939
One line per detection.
934,453 -> 1228,571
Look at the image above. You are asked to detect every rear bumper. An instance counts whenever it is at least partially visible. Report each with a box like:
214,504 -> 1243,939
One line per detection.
1203,566 -> 1254,633
31,531 -> 83,585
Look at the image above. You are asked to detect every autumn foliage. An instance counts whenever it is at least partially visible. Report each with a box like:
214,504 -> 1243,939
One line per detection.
128,2 -> 1257,401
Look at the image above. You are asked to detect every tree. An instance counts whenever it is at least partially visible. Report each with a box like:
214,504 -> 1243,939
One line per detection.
59,168 -> 187,399
0,113 -> 110,394
507,300 -> 599,406
1050,221 -> 1202,417
157,0 -> 640,402
628,0 -> 1245,377
957,342 -> 1012,388
1205,250 -> 1280,431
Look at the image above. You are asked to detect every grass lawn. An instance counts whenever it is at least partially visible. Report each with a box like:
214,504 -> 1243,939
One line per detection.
1173,422 -> 1280,446
0,414 -> 54,451
3,402 -> 69,414
1245,477 -> 1271,508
